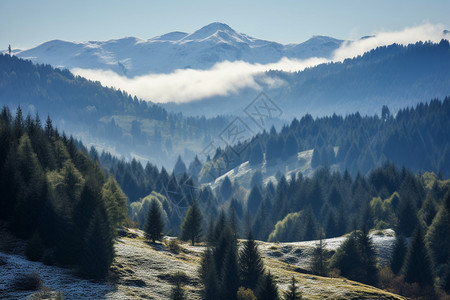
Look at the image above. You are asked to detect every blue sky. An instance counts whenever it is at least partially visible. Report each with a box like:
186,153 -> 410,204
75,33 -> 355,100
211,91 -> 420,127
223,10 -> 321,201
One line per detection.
1,0 -> 449,50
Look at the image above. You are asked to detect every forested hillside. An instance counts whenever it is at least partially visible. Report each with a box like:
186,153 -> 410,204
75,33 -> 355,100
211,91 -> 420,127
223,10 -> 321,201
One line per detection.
0,54 -> 230,167
196,97 -> 450,182
0,106 -> 127,278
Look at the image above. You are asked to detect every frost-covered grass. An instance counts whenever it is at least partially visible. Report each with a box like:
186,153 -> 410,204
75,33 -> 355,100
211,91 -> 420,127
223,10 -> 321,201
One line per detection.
0,227 -> 402,299
258,229 -> 396,270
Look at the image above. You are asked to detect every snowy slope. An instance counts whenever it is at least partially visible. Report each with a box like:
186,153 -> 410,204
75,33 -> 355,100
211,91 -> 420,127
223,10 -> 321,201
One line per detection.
16,22 -> 343,76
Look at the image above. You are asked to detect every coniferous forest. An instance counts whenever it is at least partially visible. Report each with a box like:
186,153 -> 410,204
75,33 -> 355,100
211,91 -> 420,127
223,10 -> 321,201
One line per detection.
0,106 -> 127,279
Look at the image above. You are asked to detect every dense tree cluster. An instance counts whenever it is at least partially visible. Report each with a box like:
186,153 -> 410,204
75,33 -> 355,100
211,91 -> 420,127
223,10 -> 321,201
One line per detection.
0,106 -> 127,278
199,216 -> 279,300
197,97 -> 450,181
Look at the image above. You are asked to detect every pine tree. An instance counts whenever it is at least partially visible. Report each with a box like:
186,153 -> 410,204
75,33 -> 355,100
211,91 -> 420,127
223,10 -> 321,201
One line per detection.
180,201 -> 203,246
247,186 -> 263,214
283,276 -> 302,300
403,225 -> 433,287
144,200 -> 165,243
81,208 -> 114,279
173,155 -> 187,176
221,243 -> 240,300
330,234 -> 362,281
249,143 -> 263,166
310,234 -> 328,276
390,233 -> 407,275
356,226 -> 378,285
199,248 -> 219,300
220,176 -> 232,200
256,271 -> 279,300
397,197 -> 418,237
239,232 -> 265,290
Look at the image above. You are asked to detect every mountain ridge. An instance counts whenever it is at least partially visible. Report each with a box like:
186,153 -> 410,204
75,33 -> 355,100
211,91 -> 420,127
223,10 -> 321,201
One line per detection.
14,22 -> 344,76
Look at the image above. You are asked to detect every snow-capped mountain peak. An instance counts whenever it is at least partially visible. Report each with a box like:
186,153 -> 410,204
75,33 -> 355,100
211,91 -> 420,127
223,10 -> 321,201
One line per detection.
15,23 -> 344,76
182,22 -> 236,41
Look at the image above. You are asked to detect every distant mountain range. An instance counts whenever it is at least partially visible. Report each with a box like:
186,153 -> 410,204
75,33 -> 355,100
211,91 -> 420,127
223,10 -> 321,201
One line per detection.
14,22 -> 343,76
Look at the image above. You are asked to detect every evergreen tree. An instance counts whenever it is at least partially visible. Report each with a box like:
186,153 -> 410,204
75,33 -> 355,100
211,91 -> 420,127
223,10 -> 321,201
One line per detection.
239,232 -> 265,290
302,206 -> 318,241
403,225 -> 433,287
356,226 -> 378,285
419,194 -> 437,227
220,176 -> 232,200
425,191 -> 450,269
284,132 -> 299,158
390,233 -> 407,275
173,155 -> 187,176
310,234 -> 328,276
283,276 -> 302,300
330,234 -> 362,281
199,248 -> 219,300
247,186 -> 263,214
144,199 -> 165,243
256,271 -> 279,300
397,197 -> 418,237
81,208 -> 114,279
221,242 -> 240,300
180,201 -> 203,246
249,143 -> 263,166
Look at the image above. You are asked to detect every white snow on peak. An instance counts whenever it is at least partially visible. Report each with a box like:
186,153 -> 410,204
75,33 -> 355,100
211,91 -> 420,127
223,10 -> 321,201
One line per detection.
15,23 -> 344,76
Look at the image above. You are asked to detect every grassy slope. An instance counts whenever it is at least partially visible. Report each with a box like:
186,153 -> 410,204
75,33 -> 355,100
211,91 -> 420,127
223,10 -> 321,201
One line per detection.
111,228 -> 404,300
0,227 -> 405,299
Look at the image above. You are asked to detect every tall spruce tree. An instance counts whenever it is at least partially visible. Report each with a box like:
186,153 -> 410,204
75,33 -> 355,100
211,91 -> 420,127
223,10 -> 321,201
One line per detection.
199,248 -> 219,300
81,208 -> 114,279
403,225 -> 433,287
221,242 -> 240,300
356,226 -> 378,286
180,201 -> 203,246
239,232 -> 265,290
310,234 -> 328,276
144,200 -> 165,243
390,233 -> 407,275
257,271 -> 279,300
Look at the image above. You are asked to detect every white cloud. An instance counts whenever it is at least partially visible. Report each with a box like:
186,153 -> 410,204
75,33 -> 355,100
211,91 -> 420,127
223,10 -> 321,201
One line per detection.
332,23 -> 448,61
72,24 -> 449,104
72,57 -> 327,104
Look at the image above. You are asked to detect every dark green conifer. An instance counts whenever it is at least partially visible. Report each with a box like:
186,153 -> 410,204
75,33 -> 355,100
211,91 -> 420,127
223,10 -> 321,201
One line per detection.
390,233 -> 407,275
180,201 -> 203,246
239,232 -> 265,290
256,271 -> 279,300
403,225 -> 433,287
283,276 -> 302,300
144,200 -> 165,243
81,208 -> 114,279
